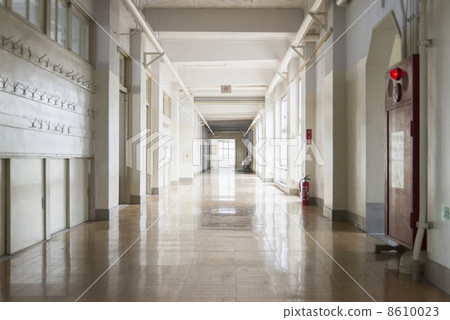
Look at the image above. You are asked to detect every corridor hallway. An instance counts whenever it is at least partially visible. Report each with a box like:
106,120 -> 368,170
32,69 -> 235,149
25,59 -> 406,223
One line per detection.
0,169 -> 449,302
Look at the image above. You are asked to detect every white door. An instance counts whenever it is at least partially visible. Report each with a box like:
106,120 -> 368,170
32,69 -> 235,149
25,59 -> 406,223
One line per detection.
49,159 -> 67,234
9,159 -> 45,253
0,160 -> 5,256
69,159 -> 89,227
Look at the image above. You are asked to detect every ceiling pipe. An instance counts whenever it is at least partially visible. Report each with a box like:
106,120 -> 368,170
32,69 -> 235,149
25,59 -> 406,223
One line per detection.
266,0 -> 329,96
123,0 -> 214,135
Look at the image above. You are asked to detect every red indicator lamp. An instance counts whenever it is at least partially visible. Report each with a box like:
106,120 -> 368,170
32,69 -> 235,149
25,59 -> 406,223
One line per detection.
390,67 -> 403,80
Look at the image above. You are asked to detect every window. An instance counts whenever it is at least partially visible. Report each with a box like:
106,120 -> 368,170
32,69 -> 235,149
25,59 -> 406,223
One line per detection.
50,1 -> 89,61
119,53 -> 127,89
9,0 -> 44,31
276,95 -> 288,185
52,0 -> 68,47
71,8 -> 89,60
218,140 -> 236,168
163,93 -> 171,118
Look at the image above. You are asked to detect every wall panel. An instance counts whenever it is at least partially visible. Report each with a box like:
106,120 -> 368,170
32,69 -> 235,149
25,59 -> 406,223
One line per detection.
49,159 -> 67,234
69,159 -> 89,227
9,159 -> 44,253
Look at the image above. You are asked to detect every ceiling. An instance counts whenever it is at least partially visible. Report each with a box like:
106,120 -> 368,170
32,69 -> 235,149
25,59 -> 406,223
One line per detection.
141,1 -> 307,132
139,0 -> 306,9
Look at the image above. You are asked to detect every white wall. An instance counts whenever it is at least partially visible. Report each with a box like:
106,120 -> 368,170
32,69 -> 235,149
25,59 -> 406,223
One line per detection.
9,159 -> 45,253
427,0 -> 450,270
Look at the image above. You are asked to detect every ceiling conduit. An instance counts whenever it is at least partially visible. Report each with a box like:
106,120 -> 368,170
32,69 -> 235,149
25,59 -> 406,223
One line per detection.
244,0 -> 329,136
266,0 -> 329,96
123,0 -> 214,135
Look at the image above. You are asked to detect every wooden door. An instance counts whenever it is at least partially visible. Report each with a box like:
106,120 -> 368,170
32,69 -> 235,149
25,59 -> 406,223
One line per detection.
385,55 -> 419,248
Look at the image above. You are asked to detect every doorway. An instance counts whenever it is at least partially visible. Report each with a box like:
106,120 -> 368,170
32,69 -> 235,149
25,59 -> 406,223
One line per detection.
119,91 -> 129,204
365,12 -> 402,233
0,159 -> 5,257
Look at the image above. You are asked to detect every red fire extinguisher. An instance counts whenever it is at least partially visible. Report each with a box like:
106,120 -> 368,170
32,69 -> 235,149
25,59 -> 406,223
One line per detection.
299,176 -> 311,205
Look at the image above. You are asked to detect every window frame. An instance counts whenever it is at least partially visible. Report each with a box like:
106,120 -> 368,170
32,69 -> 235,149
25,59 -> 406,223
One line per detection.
5,0 -> 45,32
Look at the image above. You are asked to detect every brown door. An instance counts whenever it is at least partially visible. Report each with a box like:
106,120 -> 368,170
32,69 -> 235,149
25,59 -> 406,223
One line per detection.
385,55 -> 420,249
387,105 -> 414,246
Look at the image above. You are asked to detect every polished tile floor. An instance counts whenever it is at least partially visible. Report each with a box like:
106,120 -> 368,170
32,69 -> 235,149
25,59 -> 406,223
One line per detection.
0,169 -> 449,302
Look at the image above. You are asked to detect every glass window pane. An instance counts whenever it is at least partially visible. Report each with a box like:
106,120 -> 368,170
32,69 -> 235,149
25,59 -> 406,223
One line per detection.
71,13 -> 80,54
11,0 -> 27,18
57,1 -> 68,47
50,0 -> 56,40
29,0 -> 44,30
119,56 -> 125,86
80,18 -> 89,60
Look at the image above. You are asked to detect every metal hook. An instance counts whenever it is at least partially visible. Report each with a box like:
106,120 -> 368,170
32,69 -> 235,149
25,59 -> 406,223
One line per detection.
27,47 -> 32,59
71,73 -> 79,80
38,54 -> 47,63
38,91 -> 46,101
77,75 -> 84,83
0,77 -> 8,89
11,82 -> 20,93
37,119 -> 43,129
1,36 -> 13,46
20,85 -> 29,95
30,88 -> 38,98
29,118 -> 37,128
45,121 -> 51,130
66,70 -> 74,77
67,126 -> 72,134
11,39 -> 21,50
53,64 -> 61,71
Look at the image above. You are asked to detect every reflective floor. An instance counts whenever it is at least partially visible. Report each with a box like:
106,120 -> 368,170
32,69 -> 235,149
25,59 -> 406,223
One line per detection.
0,169 -> 449,302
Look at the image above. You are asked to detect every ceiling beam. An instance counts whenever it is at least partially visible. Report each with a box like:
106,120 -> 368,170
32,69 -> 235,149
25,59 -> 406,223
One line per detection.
143,8 -> 303,33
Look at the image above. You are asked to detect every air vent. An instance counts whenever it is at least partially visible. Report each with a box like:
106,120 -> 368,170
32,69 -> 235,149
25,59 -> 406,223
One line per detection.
221,85 -> 232,94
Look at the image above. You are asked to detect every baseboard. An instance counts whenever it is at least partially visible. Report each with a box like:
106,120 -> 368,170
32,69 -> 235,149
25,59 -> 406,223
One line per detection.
262,178 -> 273,183
323,206 -> 347,221
130,194 -> 146,205
179,177 -> 193,183
346,210 -> 366,232
310,197 -> 324,208
274,181 -> 298,195
427,259 -> 450,295
322,207 -> 366,232
150,187 -> 159,195
170,180 -> 179,186
95,206 -> 119,221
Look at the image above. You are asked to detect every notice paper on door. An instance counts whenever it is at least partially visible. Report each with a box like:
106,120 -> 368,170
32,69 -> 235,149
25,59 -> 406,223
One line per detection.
391,131 -> 404,189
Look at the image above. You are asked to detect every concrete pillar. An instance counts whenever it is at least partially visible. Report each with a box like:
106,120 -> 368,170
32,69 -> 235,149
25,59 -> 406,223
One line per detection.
93,0 -> 120,220
128,31 -> 147,204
